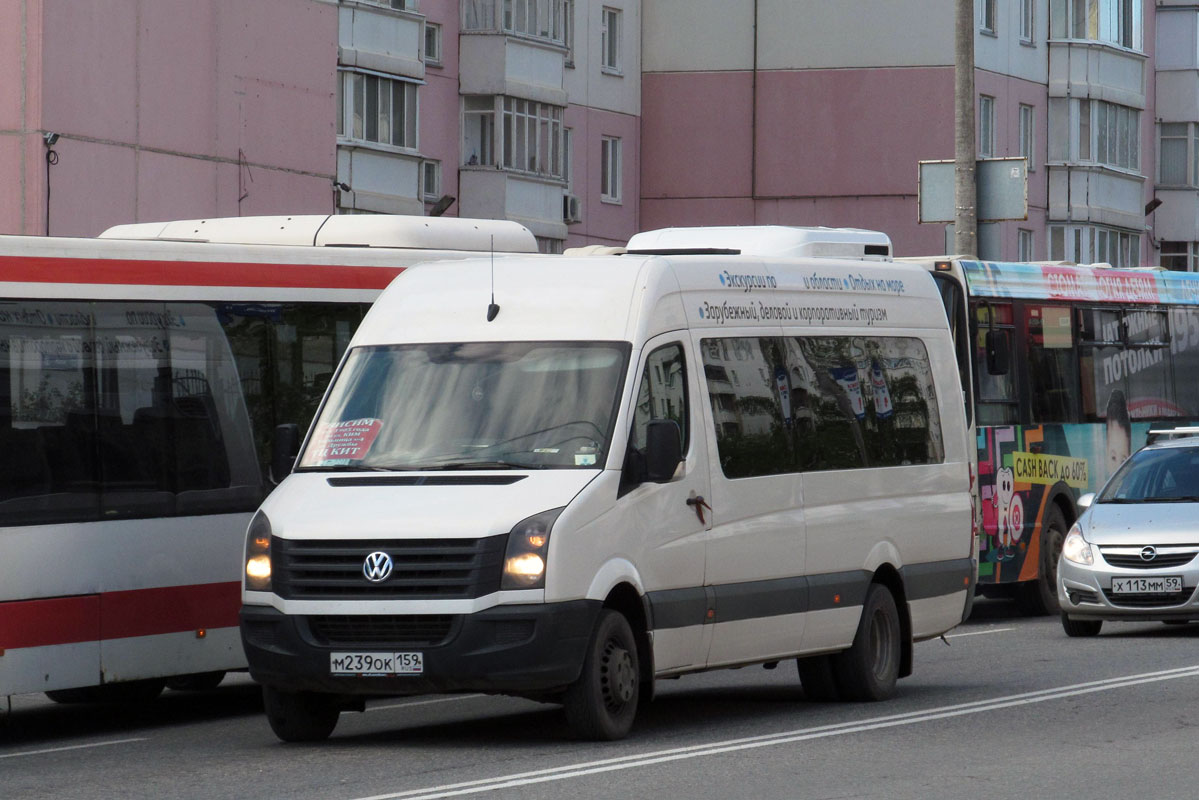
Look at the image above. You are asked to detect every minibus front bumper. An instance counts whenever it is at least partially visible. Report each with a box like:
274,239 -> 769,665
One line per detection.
239,600 -> 601,697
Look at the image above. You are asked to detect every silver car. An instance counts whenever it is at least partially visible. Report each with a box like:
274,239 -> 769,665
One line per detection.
1058,434 -> 1199,636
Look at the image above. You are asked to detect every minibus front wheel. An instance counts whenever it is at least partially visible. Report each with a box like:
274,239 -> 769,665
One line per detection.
263,686 -> 342,743
562,609 -> 640,740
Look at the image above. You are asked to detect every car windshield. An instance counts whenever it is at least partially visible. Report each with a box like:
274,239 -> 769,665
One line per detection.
297,341 -> 630,471
1098,446 -> 1199,503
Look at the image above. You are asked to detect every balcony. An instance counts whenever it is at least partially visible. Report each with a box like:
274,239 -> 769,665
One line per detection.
1153,187 -> 1199,242
1047,164 -> 1145,230
339,1 -> 424,81
459,33 -> 567,106
459,168 -> 567,239
337,144 -> 424,215
1048,40 -> 1146,107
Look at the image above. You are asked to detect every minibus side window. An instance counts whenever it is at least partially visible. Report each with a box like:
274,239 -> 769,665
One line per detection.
622,343 -> 687,493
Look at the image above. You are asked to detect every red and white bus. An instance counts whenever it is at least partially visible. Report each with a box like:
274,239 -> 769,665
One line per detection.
0,215 -> 535,701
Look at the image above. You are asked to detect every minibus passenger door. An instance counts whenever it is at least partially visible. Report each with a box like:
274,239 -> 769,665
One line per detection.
695,332 -> 807,668
619,339 -> 712,673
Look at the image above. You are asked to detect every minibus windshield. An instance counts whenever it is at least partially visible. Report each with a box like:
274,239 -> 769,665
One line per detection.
297,341 -> 630,471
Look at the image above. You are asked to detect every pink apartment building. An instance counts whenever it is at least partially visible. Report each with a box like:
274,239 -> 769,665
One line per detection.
3,0 -> 1197,265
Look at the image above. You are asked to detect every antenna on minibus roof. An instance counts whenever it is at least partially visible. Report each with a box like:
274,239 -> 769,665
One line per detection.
486,235 -> 500,322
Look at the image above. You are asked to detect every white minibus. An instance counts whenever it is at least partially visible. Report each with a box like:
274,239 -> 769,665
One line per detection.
240,227 -> 975,741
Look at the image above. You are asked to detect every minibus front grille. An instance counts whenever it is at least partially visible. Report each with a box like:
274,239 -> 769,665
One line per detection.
306,615 -> 457,647
272,536 -> 506,599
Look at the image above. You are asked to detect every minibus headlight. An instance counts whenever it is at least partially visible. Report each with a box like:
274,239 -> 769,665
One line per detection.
244,510 -> 273,592
501,507 -> 563,590
1061,525 -> 1093,566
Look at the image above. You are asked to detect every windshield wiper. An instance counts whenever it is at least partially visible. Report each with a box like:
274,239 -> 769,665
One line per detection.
297,464 -> 407,473
1144,496 -> 1199,503
1098,497 -> 1143,504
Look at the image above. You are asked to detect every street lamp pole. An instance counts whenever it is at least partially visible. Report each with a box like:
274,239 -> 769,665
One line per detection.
954,0 -> 978,256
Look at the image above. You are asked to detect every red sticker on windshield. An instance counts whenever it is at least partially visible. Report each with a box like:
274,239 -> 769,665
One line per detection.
311,418 -> 384,462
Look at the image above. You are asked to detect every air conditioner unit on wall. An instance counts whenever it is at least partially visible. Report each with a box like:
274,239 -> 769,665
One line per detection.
563,194 -> 582,224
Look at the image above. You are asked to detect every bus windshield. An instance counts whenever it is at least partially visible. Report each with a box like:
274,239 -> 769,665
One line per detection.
298,341 -> 630,471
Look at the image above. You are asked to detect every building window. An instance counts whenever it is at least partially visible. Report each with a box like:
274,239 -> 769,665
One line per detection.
338,71 -> 418,150
421,160 -> 441,201
1019,104 -> 1035,170
1086,100 -> 1139,171
601,7 -> 621,72
601,136 -> 621,203
563,0 -> 577,65
463,95 -> 496,166
1051,0 -> 1142,51
502,98 -> 563,178
462,0 -> 566,44
563,127 -> 574,188
1019,229 -> 1034,261
424,22 -> 442,66
1160,241 -> 1189,270
979,95 -> 995,158
981,0 -> 997,34
1048,224 -> 1140,267
1020,0 -> 1035,42
1158,122 -> 1199,187
363,0 -> 418,10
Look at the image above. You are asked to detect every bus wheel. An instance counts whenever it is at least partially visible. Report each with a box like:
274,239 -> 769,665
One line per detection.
1061,613 -> 1102,637
832,583 -> 901,701
1015,506 -> 1067,616
165,671 -> 226,692
796,655 -> 840,702
262,686 -> 341,743
562,609 -> 639,740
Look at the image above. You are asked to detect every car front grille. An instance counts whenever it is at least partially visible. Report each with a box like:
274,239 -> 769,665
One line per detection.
272,535 -> 506,599
306,615 -> 456,647
1101,549 -> 1198,570
1102,588 -> 1194,608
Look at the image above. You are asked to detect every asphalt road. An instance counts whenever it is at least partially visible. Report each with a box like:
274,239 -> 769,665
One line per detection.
4,599 -> 1199,800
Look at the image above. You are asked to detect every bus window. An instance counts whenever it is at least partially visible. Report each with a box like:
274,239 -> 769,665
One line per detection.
1024,305 -> 1078,423
1080,307 -> 1176,422
973,303 -> 1017,425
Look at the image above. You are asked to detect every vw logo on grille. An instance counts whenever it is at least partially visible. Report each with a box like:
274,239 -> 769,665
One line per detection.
363,551 -> 394,582
1140,546 -> 1158,562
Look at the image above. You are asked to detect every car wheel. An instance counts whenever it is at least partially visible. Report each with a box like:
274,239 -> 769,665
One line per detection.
1060,613 -> 1102,637
1015,506 -> 1067,616
796,654 -> 840,702
832,584 -> 901,701
562,609 -> 640,740
262,686 -> 341,743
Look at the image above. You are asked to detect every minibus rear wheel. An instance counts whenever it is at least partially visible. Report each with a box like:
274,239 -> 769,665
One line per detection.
832,583 -> 900,701
562,609 -> 639,740
262,686 -> 341,742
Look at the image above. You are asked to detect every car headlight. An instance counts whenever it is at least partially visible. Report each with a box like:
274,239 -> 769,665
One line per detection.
244,510 -> 273,592
501,507 -> 563,590
1061,525 -> 1093,566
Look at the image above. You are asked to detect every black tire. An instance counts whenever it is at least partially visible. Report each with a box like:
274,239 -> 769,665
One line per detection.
562,609 -> 640,741
262,686 -> 341,743
46,679 -> 166,705
1061,613 -> 1102,637
1015,505 -> 1068,616
165,671 -> 226,692
796,655 -> 840,702
832,584 -> 902,701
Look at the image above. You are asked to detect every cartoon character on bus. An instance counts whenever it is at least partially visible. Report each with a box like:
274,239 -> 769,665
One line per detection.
992,466 -> 1023,561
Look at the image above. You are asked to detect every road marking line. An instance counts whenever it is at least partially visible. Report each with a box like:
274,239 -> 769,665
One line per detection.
367,695 -> 485,713
0,738 -> 147,760
350,664 -> 1199,800
944,626 -> 1015,638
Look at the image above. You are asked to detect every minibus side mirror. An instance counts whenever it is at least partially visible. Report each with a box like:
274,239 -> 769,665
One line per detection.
1077,492 -> 1095,511
645,419 -> 682,483
270,423 -> 301,484
985,329 -> 1010,376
